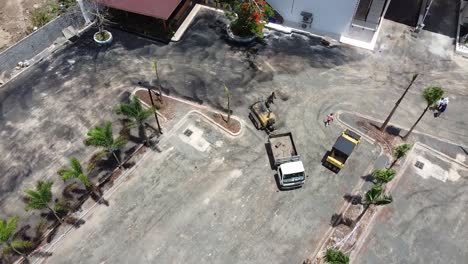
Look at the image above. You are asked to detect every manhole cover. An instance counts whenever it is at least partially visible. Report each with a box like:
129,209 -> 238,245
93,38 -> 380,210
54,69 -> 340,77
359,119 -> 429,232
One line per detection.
183,129 -> 193,137
415,161 -> 424,169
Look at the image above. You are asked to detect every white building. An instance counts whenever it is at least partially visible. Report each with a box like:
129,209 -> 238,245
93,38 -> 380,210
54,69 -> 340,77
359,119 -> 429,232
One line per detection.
267,0 -> 392,50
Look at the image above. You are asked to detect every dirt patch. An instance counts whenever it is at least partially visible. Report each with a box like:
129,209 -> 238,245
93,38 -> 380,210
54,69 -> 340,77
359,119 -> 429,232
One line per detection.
202,111 -> 241,134
0,0 -> 54,51
135,90 -> 176,121
355,118 -> 404,153
135,90 -> 242,134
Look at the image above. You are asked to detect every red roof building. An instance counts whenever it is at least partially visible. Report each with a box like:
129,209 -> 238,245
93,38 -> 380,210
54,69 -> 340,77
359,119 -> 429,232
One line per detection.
98,0 -> 184,20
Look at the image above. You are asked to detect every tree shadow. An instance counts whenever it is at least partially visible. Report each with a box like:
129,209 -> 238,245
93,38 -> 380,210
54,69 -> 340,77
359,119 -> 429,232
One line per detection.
343,193 -> 363,205
64,216 -> 85,229
360,174 -> 375,184
30,251 -> 53,259
459,146 -> 468,155
385,125 -> 401,137
90,191 -> 110,207
331,213 -> 353,227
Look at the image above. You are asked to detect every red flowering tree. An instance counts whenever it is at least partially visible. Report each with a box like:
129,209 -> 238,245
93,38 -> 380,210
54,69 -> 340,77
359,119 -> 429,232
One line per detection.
229,0 -> 274,38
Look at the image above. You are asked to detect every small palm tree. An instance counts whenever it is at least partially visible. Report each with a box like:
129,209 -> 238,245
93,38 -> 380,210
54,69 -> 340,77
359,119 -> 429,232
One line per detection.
324,248 -> 349,264
152,58 -> 163,102
224,85 -> 232,123
58,157 -> 93,191
354,185 -> 393,225
390,143 -> 412,168
0,216 -> 33,257
403,86 -> 444,139
84,121 -> 126,166
24,181 -> 62,223
372,168 -> 396,186
116,96 -> 155,146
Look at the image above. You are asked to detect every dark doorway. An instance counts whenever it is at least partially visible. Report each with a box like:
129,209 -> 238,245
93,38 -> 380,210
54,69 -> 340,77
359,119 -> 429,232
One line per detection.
423,0 -> 459,38
384,0 -> 422,27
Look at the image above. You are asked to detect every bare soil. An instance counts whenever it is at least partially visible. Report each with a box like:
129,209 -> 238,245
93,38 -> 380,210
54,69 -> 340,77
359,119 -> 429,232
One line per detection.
355,118 -> 404,153
135,90 -> 241,134
203,111 -> 241,134
0,0 -> 54,51
135,90 -> 176,121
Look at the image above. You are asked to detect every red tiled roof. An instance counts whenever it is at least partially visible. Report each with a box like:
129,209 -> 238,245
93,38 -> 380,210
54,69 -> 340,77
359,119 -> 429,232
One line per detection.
99,0 -> 183,20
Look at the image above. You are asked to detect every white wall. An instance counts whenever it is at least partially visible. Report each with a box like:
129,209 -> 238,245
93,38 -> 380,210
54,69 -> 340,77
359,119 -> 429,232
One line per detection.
268,0 -> 359,35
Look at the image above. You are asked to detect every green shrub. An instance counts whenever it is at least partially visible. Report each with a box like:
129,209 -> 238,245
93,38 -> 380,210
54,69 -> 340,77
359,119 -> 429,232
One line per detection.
59,0 -> 77,8
31,8 -> 52,27
325,248 -> 349,264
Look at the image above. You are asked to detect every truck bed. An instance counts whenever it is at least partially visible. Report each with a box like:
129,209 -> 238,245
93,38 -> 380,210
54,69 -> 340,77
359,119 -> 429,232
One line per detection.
269,132 -> 298,165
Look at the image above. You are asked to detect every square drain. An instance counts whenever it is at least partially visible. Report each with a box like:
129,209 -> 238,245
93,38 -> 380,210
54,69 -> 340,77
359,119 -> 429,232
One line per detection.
183,129 -> 193,137
415,161 -> 424,169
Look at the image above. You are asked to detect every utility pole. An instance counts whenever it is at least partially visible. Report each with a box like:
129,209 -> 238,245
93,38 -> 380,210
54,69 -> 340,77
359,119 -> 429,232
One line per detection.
380,74 -> 418,131
139,81 -> 162,134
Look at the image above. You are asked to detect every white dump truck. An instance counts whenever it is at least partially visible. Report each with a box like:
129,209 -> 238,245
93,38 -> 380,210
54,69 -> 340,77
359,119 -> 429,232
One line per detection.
268,132 -> 305,188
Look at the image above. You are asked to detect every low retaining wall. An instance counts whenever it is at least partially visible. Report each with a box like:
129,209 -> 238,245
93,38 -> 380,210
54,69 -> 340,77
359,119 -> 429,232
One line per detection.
0,7 -> 85,81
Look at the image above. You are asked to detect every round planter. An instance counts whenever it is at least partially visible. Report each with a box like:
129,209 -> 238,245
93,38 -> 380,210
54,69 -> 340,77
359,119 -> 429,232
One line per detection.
93,30 -> 113,45
226,24 -> 256,44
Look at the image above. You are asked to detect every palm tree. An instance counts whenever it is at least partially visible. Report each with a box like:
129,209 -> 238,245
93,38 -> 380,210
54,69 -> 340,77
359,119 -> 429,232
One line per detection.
380,74 -> 418,131
224,85 -> 232,123
354,185 -> 392,225
372,168 -> 396,186
152,58 -> 163,102
0,216 -> 33,257
58,157 -> 93,191
116,96 -> 155,146
84,121 -> 127,166
324,248 -> 349,264
403,86 -> 444,140
390,143 -> 412,168
24,181 -> 62,223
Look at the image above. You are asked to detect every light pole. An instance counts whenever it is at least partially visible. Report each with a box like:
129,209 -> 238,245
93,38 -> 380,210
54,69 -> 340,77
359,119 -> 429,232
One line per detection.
138,81 -> 162,134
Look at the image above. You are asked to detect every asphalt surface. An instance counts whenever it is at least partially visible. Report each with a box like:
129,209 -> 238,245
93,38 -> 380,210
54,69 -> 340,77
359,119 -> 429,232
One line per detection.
0,7 -> 467,263
354,144 -> 468,264
42,114 -> 379,264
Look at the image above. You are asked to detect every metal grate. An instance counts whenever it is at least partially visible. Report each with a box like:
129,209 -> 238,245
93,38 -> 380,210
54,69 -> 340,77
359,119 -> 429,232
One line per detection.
415,161 -> 424,169
183,129 -> 193,137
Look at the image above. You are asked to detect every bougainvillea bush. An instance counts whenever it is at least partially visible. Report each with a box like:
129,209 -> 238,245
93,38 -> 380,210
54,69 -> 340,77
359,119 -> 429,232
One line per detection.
229,0 -> 274,38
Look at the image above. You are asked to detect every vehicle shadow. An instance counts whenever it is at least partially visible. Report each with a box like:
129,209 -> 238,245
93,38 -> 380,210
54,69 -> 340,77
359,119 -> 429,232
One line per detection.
264,142 -> 276,171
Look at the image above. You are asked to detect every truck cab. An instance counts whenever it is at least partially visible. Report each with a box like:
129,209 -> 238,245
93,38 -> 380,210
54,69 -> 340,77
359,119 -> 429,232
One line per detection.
278,160 -> 305,187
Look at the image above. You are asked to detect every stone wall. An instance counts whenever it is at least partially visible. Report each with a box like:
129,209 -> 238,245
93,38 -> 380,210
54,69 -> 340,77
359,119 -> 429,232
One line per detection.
0,7 -> 85,81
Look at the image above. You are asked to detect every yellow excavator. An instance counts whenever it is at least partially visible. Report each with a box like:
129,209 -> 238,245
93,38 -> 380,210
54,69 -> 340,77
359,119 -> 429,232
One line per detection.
249,100 -> 276,133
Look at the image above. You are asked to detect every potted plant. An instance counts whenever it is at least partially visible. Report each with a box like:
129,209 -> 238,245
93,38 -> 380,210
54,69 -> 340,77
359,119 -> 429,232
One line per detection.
226,0 -> 273,43
90,1 -> 112,44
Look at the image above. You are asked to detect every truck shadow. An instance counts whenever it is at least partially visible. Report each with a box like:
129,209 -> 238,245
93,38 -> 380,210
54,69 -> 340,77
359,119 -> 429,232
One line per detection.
264,142 -> 276,170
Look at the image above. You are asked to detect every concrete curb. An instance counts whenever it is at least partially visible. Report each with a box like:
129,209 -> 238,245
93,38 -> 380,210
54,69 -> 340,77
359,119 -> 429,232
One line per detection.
133,88 -> 244,137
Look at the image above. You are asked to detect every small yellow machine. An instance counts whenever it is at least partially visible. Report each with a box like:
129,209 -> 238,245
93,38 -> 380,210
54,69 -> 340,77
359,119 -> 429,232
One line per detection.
249,101 -> 276,133
324,129 -> 361,172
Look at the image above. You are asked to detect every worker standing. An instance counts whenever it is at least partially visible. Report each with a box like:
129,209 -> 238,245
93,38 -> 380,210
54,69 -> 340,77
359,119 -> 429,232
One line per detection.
325,113 -> 334,126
